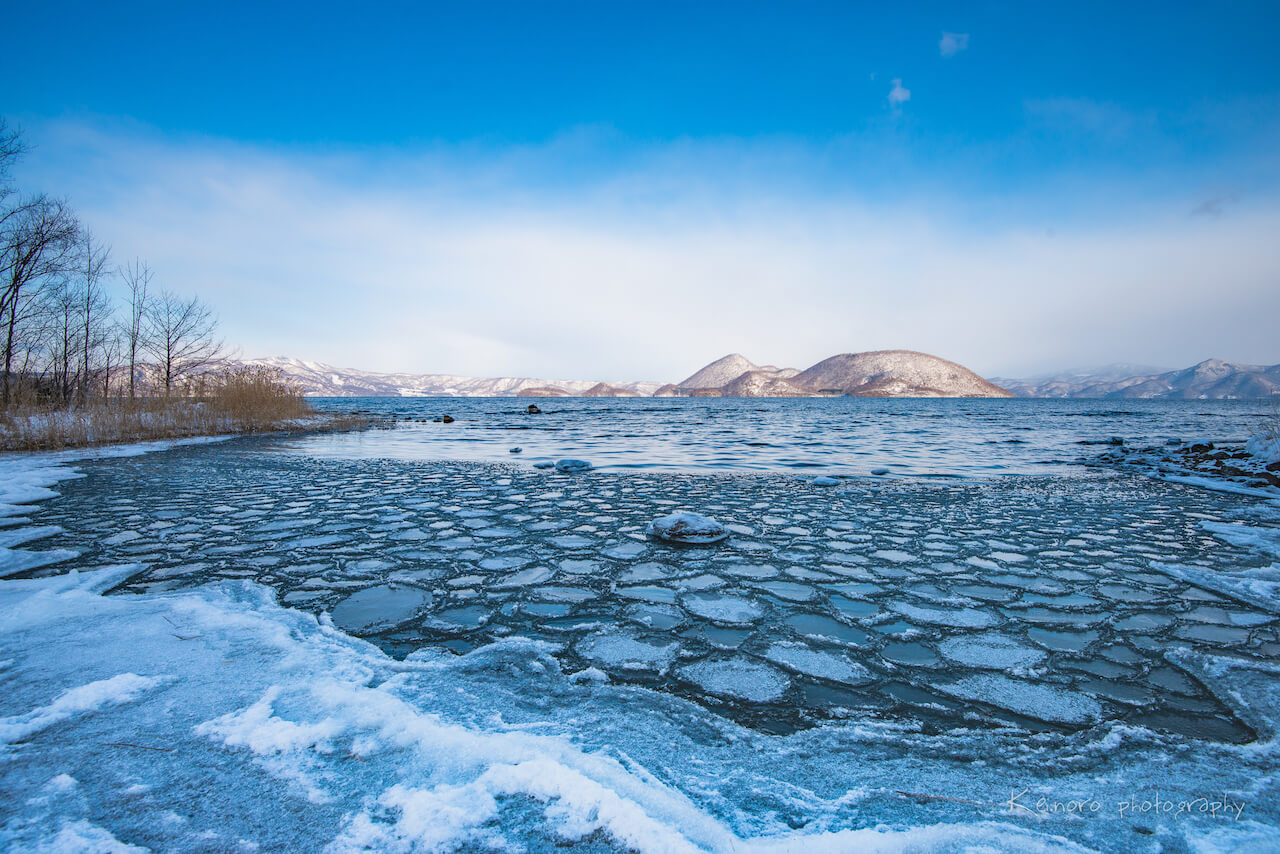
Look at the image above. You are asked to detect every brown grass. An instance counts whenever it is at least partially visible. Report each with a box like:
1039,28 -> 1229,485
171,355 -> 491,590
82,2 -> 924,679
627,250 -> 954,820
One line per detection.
0,366 -> 368,452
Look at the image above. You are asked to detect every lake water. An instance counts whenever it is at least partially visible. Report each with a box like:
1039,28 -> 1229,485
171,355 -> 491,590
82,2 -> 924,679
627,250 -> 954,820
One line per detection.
3,397 -> 1278,852
299,396 -> 1272,474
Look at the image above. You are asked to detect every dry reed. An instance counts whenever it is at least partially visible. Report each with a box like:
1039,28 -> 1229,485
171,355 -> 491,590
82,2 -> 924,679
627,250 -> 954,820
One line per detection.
0,366 -> 365,452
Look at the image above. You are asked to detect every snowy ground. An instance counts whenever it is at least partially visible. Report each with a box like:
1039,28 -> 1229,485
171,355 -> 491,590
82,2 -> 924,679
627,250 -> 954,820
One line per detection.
2,437 -> 1279,851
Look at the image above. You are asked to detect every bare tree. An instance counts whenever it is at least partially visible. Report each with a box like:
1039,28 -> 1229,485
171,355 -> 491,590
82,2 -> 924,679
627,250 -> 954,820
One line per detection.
0,118 -> 26,230
1,197 -> 80,405
144,289 -> 222,393
49,275 -> 80,402
120,258 -> 152,399
76,230 -> 112,402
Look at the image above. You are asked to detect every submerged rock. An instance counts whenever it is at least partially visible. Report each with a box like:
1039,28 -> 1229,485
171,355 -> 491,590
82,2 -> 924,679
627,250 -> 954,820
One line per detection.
645,512 -> 729,545
554,459 -> 592,473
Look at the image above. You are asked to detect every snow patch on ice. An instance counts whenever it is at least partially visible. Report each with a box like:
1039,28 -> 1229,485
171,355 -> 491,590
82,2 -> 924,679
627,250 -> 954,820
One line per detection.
0,673 -> 171,745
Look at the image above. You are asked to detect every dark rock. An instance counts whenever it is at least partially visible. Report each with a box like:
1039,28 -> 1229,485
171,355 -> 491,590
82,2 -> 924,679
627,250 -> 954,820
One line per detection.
527,404 -> 542,414
441,415 -> 455,423
509,447 -> 522,454
1190,442 -> 1213,453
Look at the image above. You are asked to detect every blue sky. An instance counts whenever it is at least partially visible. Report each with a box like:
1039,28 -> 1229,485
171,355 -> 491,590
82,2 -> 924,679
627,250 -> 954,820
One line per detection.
4,1 -> 1279,379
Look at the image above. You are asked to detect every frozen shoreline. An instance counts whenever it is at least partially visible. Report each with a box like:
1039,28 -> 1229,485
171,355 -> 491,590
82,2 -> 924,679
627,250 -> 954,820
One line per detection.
2,436 -> 1279,852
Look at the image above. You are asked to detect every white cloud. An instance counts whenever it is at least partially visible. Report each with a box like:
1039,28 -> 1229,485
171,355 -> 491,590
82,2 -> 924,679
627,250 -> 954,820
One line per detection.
13,120 -> 1280,380
939,32 -> 969,57
888,78 -> 911,106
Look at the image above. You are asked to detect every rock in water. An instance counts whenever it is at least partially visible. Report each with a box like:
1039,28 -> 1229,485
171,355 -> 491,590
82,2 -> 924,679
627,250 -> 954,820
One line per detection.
509,447 -> 522,454
646,512 -> 729,545
555,459 -> 592,473
527,404 -> 542,414
441,415 -> 455,423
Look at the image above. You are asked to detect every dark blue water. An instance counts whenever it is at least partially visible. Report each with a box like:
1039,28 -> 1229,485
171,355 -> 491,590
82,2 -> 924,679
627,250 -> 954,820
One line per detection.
298,397 -> 1271,475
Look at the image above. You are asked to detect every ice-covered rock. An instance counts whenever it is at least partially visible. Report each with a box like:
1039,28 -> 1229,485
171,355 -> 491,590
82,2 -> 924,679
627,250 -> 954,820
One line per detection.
554,459 -> 592,473
644,512 -> 728,545
1247,434 -> 1280,464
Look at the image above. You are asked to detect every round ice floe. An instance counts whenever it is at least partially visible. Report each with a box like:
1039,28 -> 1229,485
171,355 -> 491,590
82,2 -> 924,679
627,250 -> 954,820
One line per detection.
936,674 -> 1103,725
645,512 -> 729,545
330,585 -> 433,636
575,631 -> 679,671
603,542 -> 647,560
678,659 -> 789,702
754,581 -> 815,602
554,459 -> 592,473
763,642 -> 872,685
889,601 -> 998,629
626,603 -> 685,630
422,605 -> 492,632
938,634 -> 1045,669
681,593 -> 763,624
491,566 -> 555,589
479,555 -> 530,572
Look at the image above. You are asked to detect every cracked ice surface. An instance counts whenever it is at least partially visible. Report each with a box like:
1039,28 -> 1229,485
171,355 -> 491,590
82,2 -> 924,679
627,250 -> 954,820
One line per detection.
2,421 -> 1280,851
19,443 -> 1280,743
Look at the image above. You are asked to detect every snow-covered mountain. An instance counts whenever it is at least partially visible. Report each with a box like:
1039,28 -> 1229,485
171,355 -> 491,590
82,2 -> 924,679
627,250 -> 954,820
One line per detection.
671,350 -> 1012,398
794,351 -> 1013,398
993,359 -> 1280,398
678,354 -> 770,389
242,357 -> 663,398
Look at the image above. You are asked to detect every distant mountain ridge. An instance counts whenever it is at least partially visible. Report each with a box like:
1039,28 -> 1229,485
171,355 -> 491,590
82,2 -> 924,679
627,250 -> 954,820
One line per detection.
992,359 -> 1280,398
242,354 -> 1279,399
242,357 -> 662,398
